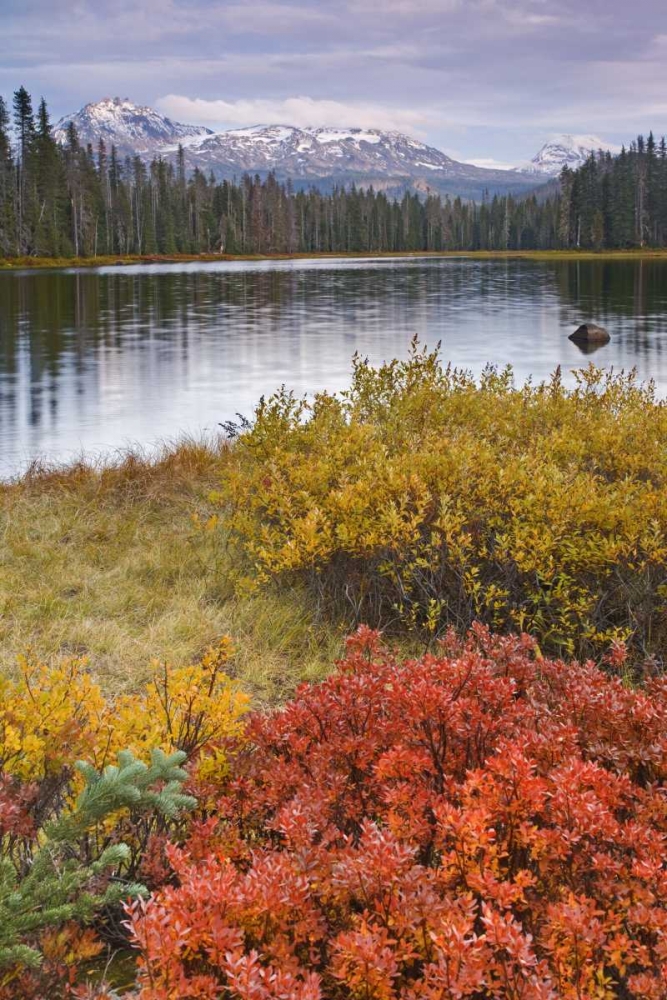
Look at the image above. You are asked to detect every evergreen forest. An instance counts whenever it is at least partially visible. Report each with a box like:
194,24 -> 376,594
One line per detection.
2,86 -> 667,259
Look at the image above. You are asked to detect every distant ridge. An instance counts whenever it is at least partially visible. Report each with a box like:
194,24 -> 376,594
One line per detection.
158,122 -> 545,199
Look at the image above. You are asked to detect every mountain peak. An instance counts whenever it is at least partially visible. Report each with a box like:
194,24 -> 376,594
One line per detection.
521,134 -> 620,176
53,98 -> 212,155
93,96 -> 133,107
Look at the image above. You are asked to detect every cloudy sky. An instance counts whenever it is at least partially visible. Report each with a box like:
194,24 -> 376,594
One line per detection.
1,0 -> 665,166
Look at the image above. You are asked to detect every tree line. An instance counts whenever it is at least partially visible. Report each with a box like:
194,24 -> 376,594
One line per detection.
2,86 -> 667,259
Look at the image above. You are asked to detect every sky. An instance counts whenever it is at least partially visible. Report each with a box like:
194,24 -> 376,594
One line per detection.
1,0 -> 666,167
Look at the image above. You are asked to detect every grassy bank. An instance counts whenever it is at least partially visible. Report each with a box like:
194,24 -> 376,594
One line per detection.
0,440 -> 340,703
3,248 -> 667,270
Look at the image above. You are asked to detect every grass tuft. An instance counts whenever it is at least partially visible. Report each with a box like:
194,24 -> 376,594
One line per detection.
0,437 -> 340,703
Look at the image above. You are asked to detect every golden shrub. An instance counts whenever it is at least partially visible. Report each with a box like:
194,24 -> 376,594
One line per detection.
0,655 -> 106,781
219,341 -> 667,661
0,639 -> 249,785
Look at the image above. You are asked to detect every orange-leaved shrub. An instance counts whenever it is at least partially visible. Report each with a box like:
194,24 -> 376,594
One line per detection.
129,626 -> 667,1000
217,341 -> 667,664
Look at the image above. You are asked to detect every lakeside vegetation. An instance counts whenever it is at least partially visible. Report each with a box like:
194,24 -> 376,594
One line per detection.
0,442 -> 339,702
5,247 -> 667,271
2,347 -> 667,996
221,343 -> 667,666
4,86 -> 667,262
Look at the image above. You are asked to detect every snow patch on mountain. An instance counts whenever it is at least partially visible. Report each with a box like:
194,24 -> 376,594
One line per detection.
162,124 -> 464,180
314,129 -> 382,144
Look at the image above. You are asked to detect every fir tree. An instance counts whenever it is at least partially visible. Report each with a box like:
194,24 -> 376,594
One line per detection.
32,97 -> 67,255
0,748 -> 195,971
12,86 -> 35,160
12,86 -> 36,253
0,96 -> 15,256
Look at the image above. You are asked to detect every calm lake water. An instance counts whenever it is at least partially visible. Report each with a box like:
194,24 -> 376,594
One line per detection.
1,255 -> 666,477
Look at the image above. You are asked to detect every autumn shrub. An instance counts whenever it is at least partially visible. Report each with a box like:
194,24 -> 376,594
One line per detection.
129,626 -> 667,999
0,638 -> 248,787
218,340 -> 667,663
0,640 -> 248,996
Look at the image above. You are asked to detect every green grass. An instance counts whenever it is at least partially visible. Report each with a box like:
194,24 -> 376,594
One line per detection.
0,441 -> 342,705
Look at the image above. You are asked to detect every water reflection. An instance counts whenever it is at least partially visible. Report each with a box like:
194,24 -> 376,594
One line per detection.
570,341 -> 609,356
1,256 -> 667,476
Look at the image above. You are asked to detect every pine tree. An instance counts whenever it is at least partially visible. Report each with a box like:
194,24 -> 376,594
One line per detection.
12,86 -> 35,161
658,137 -> 667,245
610,146 -> 635,247
12,86 -> 37,253
32,97 -> 68,255
636,135 -> 648,246
0,96 -> 15,256
0,96 -> 10,166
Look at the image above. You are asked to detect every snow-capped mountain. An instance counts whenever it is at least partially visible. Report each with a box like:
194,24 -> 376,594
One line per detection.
51,98 -> 547,199
166,124 -> 456,178
163,123 -> 541,198
521,134 -> 620,177
53,98 -> 213,156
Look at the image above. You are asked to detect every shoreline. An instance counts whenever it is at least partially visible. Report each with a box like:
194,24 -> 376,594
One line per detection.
3,248 -> 667,270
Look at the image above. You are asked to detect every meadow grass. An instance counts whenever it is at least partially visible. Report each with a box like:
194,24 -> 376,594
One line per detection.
0,439 -> 341,704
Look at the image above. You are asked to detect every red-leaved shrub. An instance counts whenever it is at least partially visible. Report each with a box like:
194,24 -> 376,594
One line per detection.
128,626 -> 667,999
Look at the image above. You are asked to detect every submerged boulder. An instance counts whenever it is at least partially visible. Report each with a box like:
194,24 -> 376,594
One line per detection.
569,322 -> 610,346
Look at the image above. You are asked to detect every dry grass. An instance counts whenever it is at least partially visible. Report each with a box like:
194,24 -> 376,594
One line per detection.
4,249 -> 667,271
0,439 -> 341,704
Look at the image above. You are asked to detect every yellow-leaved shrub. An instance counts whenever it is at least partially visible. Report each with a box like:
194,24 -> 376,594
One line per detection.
218,340 -> 667,662
0,656 -> 106,781
0,638 -> 249,785
101,636 -> 249,780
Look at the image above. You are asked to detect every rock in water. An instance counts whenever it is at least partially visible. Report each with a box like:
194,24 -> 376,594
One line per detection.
569,323 -> 610,345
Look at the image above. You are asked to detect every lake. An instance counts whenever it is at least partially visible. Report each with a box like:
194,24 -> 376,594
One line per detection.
1,255 -> 667,478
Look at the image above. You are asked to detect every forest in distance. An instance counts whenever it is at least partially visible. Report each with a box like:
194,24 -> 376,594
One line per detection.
2,86 -> 667,260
